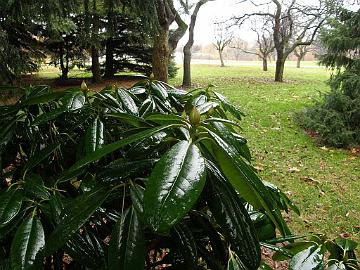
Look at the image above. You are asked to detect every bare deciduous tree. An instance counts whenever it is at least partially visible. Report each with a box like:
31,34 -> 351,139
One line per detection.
294,45 -> 311,68
233,21 -> 274,71
182,0 -> 214,88
213,22 -> 233,67
234,0 -> 329,82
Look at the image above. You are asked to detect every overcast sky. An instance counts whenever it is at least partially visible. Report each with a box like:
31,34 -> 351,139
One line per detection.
177,0 -> 360,46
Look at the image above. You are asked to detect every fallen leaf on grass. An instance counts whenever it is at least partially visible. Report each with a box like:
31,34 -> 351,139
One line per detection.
288,167 -> 300,173
300,176 -> 320,185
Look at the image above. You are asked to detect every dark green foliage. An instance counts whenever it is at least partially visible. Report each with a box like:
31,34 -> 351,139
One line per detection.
168,53 -> 179,79
296,8 -> 360,148
272,235 -> 359,270
1,79 -> 356,269
0,79 -> 295,269
104,14 -> 153,76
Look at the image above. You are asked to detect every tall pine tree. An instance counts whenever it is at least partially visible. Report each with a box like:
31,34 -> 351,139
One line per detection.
297,8 -> 360,147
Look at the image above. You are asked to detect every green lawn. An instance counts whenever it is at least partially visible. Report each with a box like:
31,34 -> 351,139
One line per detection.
172,64 -> 360,245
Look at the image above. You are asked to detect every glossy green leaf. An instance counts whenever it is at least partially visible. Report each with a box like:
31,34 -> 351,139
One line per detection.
21,91 -> 66,105
210,121 -> 251,161
68,124 -> 174,172
328,263 -> 346,270
210,131 -> 291,236
289,245 -> 325,270
213,91 -> 245,120
10,216 -> 45,270
98,159 -> 157,184
0,189 -> 23,227
144,140 -> 206,233
206,172 -> 261,270
171,222 -> 198,269
145,114 -> 188,126
190,211 -> 227,263
272,241 -> 314,261
138,98 -> 154,117
335,237 -> 358,252
45,186 -> 110,255
0,117 -> 16,155
32,108 -> 65,125
62,91 -> 85,111
108,208 -> 145,270
261,242 -> 294,259
106,112 -> 148,127
85,118 -> 104,154
151,81 -> 168,100
130,184 -> 145,217
66,231 -> 106,268
23,174 -> 50,200
265,181 -> 300,215
116,88 -> 138,115
197,101 -> 218,114
23,143 -> 59,173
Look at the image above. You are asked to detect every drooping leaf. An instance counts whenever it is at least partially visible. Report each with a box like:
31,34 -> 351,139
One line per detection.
171,222 -> 198,269
150,81 -> 168,100
61,91 -> 85,111
108,208 -> 145,270
66,231 -> 106,269
334,237 -> 358,252
21,91 -> 66,105
206,172 -> 261,270
32,108 -> 65,125
213,91 -> 245,120
0,189 -> 23,227
106,112 -> 149,127
116,88 -> 138,115
145,114 -> 188,126
144,140 -> 206,233
98,159 -> 157,184
10,216 -> 45,270
45,186 -> 110,255
139,98 -> 154,117
23,143 -> 59,173
23,174 -> 50,200
68,124 -> 174,172
130,183 -> 145,217
289,245 -> 325,270
85,118 -> 104,154
209,131 -> 291,236
0,117 -> 16,155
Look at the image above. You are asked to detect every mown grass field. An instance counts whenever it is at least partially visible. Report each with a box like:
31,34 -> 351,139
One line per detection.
20,61 -> 360,245
172,63 -> 360,246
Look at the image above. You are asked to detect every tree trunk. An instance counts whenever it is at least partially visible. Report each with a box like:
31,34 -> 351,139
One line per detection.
183,46 -> 192,88
59,49 -> 68,79
262,58 -> 268,71
91,46 -> 101,83
152,28 -> 170,82
182,0 -> 207,88
104,37 -> 115,78
275,52 -> 286,82
219,50 -> 225,67
296,56 -> 301,68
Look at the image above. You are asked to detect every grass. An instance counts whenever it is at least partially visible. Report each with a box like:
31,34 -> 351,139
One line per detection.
172,63 -> 360,246
25,61 -> 360,246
